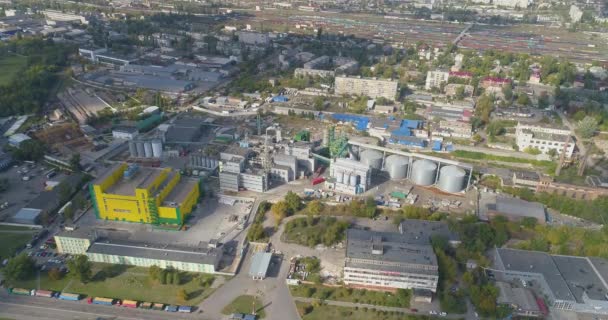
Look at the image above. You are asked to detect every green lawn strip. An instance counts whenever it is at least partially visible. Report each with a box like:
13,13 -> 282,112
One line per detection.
221,295 -> 266,318
10,263 -> 215,306
290,284 -> 411,308
0,225 -> 38,232
0,55 -> 27,86
0,232 -> 35,260
295,302 -> 428,320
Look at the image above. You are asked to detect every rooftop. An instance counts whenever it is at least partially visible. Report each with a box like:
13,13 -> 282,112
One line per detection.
346,229 -> 438,275
162,178 -> 198,207
398,219 -> 460,245
513,171 -> 540,181
103,167 -> 165,196
249,252 -> 272,278
88,238 -> 220,266
487,196 -> 546,222
496,282 -> 540,312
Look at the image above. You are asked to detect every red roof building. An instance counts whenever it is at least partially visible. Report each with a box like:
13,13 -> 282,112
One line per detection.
482,77 -> 511,88
449,71 -> 473,79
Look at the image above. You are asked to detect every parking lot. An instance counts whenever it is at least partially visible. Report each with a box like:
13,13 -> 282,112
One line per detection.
0,163 -> 70,222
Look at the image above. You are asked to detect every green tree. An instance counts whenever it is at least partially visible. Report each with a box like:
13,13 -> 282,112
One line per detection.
246,223 -> 266,242
502,85 -> 513,101
48,267 -> 63,281
67,255 -> 92,283
475,94 -> 494,123
313,96 -> 326,111
69,153 -> 81,171
577,116 -> 598,138
517,93 -> 530,106
172,271 -> 181,285
11,139 -> 46,161
160,270 -> 168,284
454,85 -> 465,100
177,289 -> 188,302
307,200 -> 323,215
271,201 -> 289,224
148,265 -> 161,281
284,191 -> 302,214
63,204 -> 75,222
2,253 -> 36,283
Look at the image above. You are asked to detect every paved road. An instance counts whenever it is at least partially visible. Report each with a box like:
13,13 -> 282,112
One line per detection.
0,292 -> 197,320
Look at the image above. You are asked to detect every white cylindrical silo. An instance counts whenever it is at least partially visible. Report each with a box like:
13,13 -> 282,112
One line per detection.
128,141 -> 137,158
336,171 -> 344,184
151,140 -> 162,158
384,155 -> 409,180
438,165 -> 466,193
360,149 -> 383,170
135,141 -> 145,158
143,141 -> 153,158
411,159 -> 438,186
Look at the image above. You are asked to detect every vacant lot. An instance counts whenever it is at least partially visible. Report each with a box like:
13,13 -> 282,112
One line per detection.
221,295 -> 266,318
11,263 -> 217,306
295,302 -> 429,320
291,285 -> 411,308
0,55 -> 27,86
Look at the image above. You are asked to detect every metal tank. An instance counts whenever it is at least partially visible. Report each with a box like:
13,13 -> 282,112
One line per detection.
151,140 -> 162,158
438,165 -> 466,193
384,155 -> 409,180
360,149 -> 383,170
411,159 -> 438,186
135,141 -> 145,158
350,174 -> 358,187
128,141 -> 137,158
143,141 -> 153,158
336,171 -> 344,184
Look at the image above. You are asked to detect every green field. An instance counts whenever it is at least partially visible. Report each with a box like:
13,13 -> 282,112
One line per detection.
0,232 -> 35,260
0,55 -> 27,86
221,295 -> 267,318
10,263 -> 217,306
295,302 -> 430,320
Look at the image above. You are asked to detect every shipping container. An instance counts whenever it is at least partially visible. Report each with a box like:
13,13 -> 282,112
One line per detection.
311,177 -> 325,186
10,288 -> 33,296
178,306 -> 193,313
152,303 -> 164,311
139,302 -> 153,309
34,289 -> 54,298
92,297 -> 114,306
59,293 -> 80,301
165,305 -> 179,312
390,191 -> 407,199
122,300 -> 138,308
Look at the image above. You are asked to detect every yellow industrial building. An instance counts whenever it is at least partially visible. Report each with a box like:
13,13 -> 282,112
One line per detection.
90,163 -> 200,225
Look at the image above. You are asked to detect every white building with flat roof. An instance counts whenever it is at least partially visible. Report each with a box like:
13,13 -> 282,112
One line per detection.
425,71 -> 449,90
515,123 -> 574,158
335,76 -> 398,100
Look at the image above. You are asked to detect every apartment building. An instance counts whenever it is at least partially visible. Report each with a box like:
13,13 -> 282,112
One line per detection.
335,76 -> 398,100
425,71 -> 449,90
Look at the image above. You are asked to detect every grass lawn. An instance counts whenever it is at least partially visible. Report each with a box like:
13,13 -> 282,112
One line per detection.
0,232 -> 35,260
295,302 -> 429,320
221,295 -> 267,318
0,225 -> 37,231
10,263 -> 217,306
0,55 -> 27,86
290,284 -> 411,308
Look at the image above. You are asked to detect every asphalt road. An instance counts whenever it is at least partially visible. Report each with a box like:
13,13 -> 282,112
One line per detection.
0,292 -> 196,320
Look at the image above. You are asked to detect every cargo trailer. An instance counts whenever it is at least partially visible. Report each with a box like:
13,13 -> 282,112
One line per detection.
59,292 -> 80,301
165,305 -> 178,312
34,289 -> 54,298
122,300 -> 138,308
139,302 -> 153,309
92,297 -> 114,306
9,288 -> 32,296
178,306 -> 193,313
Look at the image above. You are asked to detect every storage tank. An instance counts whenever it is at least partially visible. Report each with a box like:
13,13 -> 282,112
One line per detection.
336,171 -> 344,184
151,140 -> 162,158
411,159 -> 437,186
135,141 -> 145,158
360,149 -> 383,169
143,141 -> 153,158
438,165 -> 466,193
350,174 -> 358,187
128,141 -> 137,158
384,155 -> 409,180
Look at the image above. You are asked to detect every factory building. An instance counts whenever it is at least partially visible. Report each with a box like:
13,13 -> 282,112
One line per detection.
303,55 -> 330,69
329,158 -> 372,195
344,229 -> 439,293
112,126 -> 139,140
55,230 -> 221,274
335,76 -> 398,100
42,10 -> 88,24
218,146 -> 268,192
190,153 -> 220,170
515,123 -> 574,158
294,68 -> 335,78
236,31 -> 270,46
493,248 -> 608,316
128,139 -> 163,159
90,163 -> 200,226
271,154 -> 297,182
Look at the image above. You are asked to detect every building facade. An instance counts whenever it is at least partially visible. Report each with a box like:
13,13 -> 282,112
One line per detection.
344,229 -> 439,292
335,76 -> 398,100
425,71 -> 449,90
90,164 -> 200,225
515,123 -> 574,158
